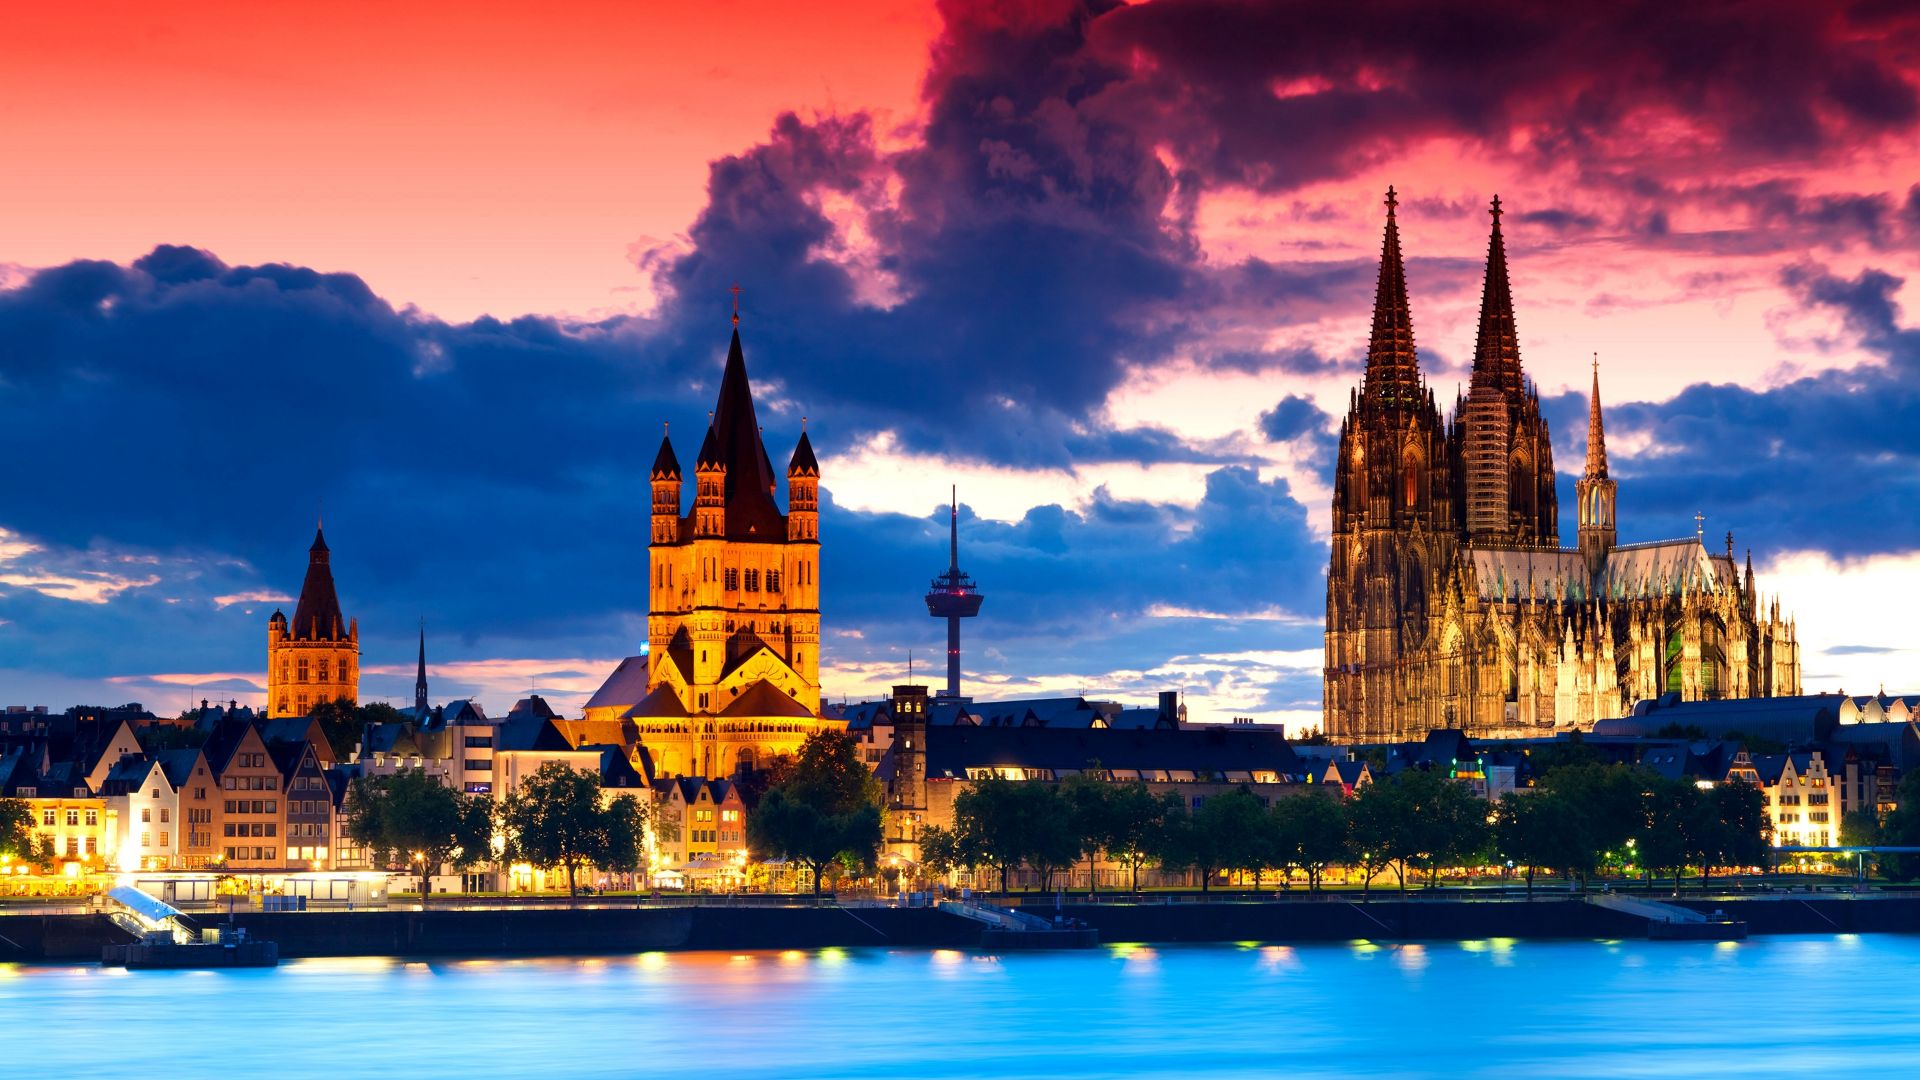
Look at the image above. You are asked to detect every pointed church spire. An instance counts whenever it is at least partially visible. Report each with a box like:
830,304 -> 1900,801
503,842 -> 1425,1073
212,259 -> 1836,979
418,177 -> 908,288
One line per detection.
291,525 -> 345,640
1585,353 -> 1609,480
415,619 -> 429,719
1363,187 -> 1421,407
1471,195 -> 1523,394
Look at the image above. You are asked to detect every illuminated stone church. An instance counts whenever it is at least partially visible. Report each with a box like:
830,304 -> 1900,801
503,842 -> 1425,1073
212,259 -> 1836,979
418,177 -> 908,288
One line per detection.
267,526 -> 359,718
1323,191 -> 1800,742
582,314 -> 838,778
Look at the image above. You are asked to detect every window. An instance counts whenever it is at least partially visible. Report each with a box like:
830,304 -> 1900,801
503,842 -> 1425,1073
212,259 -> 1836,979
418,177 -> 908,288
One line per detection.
767,570 -> 781,593
744,568 -> 760,592
464,759 -> 488,772
142,808 -> 152,823
724,568 -> 740,591
85,809 -> 98,826
464,736 -> 492,749
85,837 -> 97,855
297,658 -> 310,683
41,809 -> 54,826
160,808 -> 170,823
66,809 -> 79,827
141,831 -> 151,848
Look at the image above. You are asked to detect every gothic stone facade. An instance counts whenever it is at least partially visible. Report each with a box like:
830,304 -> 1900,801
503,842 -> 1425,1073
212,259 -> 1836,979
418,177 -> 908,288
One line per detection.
1324,191 -> 1800,743
583,320 -> 839,779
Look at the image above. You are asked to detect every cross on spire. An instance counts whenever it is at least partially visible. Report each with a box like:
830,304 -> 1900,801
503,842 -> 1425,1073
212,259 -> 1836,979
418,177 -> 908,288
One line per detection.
729,282 -> 742,327
1694,511 -> 1705,540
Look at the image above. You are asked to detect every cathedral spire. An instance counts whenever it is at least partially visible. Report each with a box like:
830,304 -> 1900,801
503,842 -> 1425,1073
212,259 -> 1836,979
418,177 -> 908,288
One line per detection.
1470,195 -> 1523,394
1363,187 -> 1421,407
1585,354 -> 1609,480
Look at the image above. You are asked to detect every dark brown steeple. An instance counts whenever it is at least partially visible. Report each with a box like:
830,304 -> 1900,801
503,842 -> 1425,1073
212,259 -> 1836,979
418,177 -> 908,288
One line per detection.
290,526 -> 346,641
697,326 -> 786,540
1470,195 -> 1523,395
1362,187 -> 1422,409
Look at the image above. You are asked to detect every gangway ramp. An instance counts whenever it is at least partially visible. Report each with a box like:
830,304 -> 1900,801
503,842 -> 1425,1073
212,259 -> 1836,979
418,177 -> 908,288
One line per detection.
1588,892 -> 1745,940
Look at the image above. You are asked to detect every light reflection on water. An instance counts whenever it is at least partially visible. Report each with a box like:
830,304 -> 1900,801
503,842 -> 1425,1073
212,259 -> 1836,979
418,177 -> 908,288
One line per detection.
5,936 -> 1920,1078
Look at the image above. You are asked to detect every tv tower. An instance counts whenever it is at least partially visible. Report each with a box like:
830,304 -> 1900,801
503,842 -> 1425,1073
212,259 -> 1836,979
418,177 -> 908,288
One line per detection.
924,486 -> 984,698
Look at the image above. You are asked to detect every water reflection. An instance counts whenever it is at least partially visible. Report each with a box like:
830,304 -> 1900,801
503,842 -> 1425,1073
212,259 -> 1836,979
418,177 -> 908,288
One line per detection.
6,937 -> 1919,1078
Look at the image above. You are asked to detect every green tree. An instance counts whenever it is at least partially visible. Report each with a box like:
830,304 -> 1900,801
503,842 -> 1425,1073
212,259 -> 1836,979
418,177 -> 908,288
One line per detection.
344,769 -> 495,901
500,761 -> 647,898
1493,791 -> 1580,898
1160,789 -> 1266,894
746,730 -> 884,894
950,778 -> 1030,893
1018,784 -> 1083,893
1535,762 -> 1648,887
0,799 -> 45,864
1345,780 -> 1405,897
1704,780 -> 1770,884
1882,772 -> 1920,880
1638,776 -> 1705,894
1273,791 -> 1349,893
1060,771 -> 1115,893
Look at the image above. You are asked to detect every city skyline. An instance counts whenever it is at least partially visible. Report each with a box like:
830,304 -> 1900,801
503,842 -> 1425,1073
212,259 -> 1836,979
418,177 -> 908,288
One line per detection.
4,2 -> 1919,725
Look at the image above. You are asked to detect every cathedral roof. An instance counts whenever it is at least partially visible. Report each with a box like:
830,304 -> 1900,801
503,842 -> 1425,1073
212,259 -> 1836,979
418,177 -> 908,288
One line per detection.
718,680 -> 814,719
624,683 -> 691,719
694,328 -> 787,540
1362,187 -> 1423,409
585,656 -> 653,711
290,525 -> 348,641
1469,196 -> 1524,396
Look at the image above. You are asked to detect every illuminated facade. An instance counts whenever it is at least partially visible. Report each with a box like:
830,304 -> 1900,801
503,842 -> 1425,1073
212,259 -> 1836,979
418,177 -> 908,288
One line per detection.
1324,191 -> 1800,742
585,317 -> 838,779
267,527 -> 359,718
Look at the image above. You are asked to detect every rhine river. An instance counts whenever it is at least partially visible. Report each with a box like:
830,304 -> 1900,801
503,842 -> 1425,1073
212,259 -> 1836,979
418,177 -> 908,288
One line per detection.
4,935 -> 1915,1077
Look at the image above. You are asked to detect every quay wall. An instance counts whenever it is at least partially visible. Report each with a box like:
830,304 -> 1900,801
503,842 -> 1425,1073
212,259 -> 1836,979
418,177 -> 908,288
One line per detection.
4,896 -> 1917,961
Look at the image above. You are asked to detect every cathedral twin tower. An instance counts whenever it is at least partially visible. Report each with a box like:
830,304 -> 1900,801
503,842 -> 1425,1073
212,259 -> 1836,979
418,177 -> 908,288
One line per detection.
1324,189 -> 1799,742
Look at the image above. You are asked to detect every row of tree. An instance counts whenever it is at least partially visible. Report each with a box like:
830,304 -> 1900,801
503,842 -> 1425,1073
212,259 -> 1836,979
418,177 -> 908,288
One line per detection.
920,762 -> 1775,896
344,761 -> 651,898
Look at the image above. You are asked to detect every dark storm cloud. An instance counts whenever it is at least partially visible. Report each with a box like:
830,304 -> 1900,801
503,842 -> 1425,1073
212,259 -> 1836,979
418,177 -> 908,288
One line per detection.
1086,0 -> 1920,190
1542,263 -> 1920,559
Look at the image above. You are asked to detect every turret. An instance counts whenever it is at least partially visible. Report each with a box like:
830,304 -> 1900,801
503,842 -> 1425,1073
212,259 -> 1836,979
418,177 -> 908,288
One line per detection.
1576,355 -> 1617,579
651,426 -> 683,545
787,424 -> 819,542
693,423 -> 725,538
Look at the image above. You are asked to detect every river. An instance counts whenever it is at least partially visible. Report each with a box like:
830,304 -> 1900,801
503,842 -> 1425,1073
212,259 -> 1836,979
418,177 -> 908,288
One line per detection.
4,935 -> 1914,1077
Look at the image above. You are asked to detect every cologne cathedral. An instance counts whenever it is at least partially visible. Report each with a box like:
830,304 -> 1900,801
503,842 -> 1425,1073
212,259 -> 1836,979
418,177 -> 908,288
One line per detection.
1323,190 -> 1800,742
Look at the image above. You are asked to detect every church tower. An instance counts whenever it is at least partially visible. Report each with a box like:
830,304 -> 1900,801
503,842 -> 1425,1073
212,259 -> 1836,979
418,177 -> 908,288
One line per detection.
620,301 -> 836,779
1324,189 -> 1459,741
267,526 -> 359,718
1461,196 -> 1557,547
1577,358 -> 1617,578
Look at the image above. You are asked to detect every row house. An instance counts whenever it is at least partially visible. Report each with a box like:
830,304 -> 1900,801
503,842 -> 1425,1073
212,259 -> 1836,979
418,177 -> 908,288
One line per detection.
1725,749 -> 1839,848
99,756 -> 178,871
0,752 -> 113,871
655,777 -> 747,883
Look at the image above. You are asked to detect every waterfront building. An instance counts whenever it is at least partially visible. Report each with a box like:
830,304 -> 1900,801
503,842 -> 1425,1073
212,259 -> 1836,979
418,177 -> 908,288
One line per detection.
162,749 -> 220,869
1725,749 -> 1839,848
0,751 -> 113,872
268,526 -> 359,718
99,755 -> 178,872
584,313 -> 839,779
1324,191 -> 1800,742
273,739 -> 335,870
490,713 -> 602,801
883,684 -> 930,868
203,718 -> 288,870
654,777 -> 747,886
